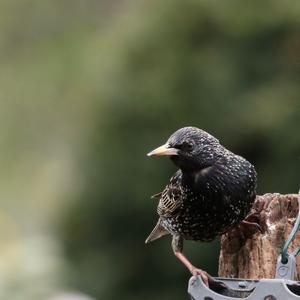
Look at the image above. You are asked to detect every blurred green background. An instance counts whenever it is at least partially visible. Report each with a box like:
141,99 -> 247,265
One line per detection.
0,0 -> 300,299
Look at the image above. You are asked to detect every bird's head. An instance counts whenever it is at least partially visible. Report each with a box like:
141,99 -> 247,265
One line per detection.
147,127 -> 222,172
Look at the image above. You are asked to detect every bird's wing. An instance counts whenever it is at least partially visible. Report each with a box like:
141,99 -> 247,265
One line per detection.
150,192 -> 163,199
157,171 -> 184,218
145,171 -> 184,244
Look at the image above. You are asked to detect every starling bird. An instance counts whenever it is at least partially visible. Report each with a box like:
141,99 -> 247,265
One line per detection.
146,127 -> 257,284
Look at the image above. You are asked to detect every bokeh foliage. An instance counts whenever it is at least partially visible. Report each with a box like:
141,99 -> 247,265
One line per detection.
0,0 -> 299,299
60,1 -> 300,299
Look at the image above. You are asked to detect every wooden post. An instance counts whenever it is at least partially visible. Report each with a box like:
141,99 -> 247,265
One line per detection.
219,193 -> 300,280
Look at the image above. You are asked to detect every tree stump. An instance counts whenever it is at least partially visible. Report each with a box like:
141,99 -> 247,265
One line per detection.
219,193 -> 300,280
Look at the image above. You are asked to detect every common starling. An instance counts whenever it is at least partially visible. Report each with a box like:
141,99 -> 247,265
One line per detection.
146,127 -> 257,284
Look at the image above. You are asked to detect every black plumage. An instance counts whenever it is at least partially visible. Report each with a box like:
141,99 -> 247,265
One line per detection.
146,126 -> 257,283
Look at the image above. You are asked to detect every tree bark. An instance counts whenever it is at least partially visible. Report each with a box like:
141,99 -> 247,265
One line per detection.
219,193 -> 299,279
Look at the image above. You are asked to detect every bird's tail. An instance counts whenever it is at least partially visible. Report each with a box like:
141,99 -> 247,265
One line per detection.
145,219 -> 169,243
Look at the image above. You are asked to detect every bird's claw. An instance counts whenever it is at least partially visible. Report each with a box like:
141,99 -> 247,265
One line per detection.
240,211 -> 262,234
191,268 -> 210,286
241,220 -> 262,233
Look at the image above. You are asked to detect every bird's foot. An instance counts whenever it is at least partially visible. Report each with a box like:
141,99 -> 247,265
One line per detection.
173,246 -> 213,287
241,220 -> 262,233
241,212 -> 262,233
190,267 -> 211,286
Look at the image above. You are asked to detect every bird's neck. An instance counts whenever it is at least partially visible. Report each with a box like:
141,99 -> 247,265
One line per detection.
181,164 -> 214,187
171,155 -> 213,173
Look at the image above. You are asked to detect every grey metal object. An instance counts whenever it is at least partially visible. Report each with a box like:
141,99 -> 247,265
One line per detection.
188,276 -> 300,299
188,251 -> 300,299
188,191 -> 300,299
188,252 -> 300,299
276,254 -> 297,280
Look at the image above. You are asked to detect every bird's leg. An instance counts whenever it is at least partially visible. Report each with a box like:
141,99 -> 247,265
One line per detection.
171,235 -> 211,286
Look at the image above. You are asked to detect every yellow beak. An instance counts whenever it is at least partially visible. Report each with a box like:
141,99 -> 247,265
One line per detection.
147,143 -> 179,157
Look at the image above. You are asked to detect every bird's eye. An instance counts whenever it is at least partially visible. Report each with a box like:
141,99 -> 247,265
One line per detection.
182,141 -> 194,151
